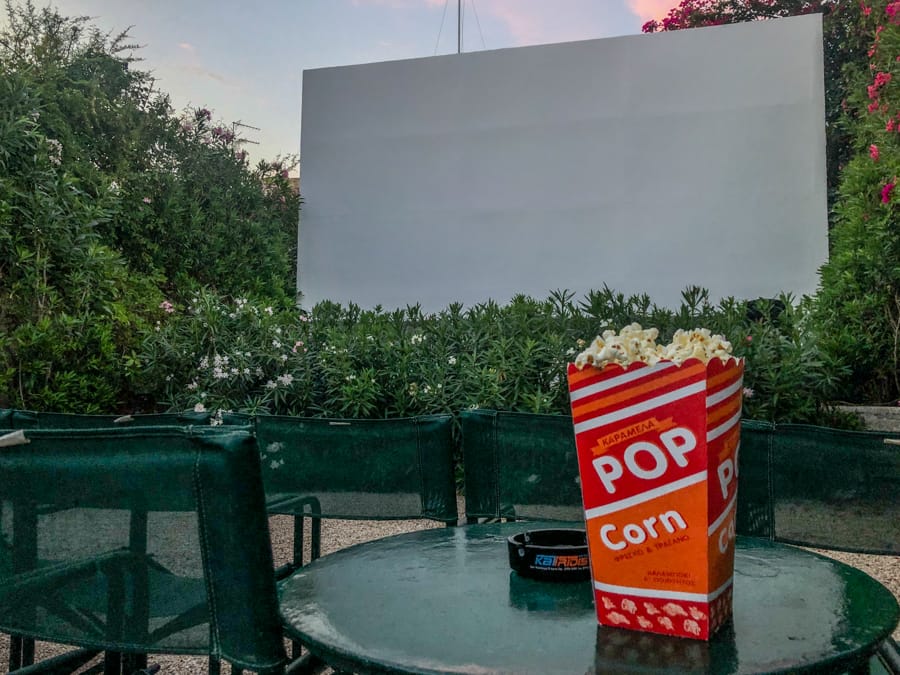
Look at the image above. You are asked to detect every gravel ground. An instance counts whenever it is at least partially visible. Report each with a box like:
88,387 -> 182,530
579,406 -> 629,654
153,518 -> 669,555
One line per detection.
4,497 -> 898,675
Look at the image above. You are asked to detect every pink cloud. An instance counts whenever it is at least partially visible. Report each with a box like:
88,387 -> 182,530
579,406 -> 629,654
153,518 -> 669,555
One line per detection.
485,0 -> 605,46
351,0 -> 444,7
625,0 -> 677,23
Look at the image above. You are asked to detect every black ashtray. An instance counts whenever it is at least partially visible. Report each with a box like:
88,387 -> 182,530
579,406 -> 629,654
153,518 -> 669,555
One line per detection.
507,528 -> 590,582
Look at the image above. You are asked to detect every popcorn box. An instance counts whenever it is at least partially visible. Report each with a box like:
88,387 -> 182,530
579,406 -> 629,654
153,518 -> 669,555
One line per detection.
567,356 -> 744,640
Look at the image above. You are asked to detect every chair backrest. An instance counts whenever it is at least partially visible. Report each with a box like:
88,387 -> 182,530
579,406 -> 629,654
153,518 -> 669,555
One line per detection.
460,409 -> 583,522
739,421 -> 900,554
3,408 -> 212,428
253,414 -> 458,522
461,410 -> 900,556
0,425 -> 287,673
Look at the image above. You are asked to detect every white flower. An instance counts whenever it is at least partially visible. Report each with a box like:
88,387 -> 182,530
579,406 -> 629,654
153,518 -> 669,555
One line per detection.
266,442 -> 284,453
265,306 -> 274,315
108,180 -> 120,193
194,403 -> 206,413
410,334 -> 425,345
272,340 -> 282,349
277,373 -> 294,386
448,356 -> 457,365
265,380 -> 277,389
46,138 -> 62,166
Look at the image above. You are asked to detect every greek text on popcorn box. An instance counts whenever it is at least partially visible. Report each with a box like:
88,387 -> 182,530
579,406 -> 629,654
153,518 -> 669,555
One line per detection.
567,357 -> 744,640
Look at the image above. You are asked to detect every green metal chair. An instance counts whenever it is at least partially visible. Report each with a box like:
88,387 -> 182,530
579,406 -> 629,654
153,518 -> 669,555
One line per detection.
252,414 -> 459,572
0,425 -> 287,675
737,421 -> 900,550
460,409 -> 584,523
737,421 -> 900,674
248,413 -> 458,667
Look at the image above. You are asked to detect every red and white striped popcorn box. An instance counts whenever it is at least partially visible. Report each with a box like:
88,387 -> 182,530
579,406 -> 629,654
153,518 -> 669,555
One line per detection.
567,356 -> 744,640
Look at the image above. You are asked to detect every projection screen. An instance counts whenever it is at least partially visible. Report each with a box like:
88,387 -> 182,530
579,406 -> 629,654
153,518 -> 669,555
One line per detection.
297,14 -> 827,311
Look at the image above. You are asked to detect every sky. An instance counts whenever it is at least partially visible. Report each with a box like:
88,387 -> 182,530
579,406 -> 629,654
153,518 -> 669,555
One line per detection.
16,0 -> 678,169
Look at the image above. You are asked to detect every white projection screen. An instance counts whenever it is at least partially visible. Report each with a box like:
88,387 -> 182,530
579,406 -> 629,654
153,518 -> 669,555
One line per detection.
298,14 -> 827,311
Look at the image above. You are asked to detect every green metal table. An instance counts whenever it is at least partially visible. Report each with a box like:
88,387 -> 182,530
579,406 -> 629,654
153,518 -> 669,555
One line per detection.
279,523 -> 899,674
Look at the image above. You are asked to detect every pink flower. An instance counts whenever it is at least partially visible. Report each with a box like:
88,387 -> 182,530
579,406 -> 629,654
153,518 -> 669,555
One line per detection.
742,387 -> 754,399
887,118 -> 896,132
870,144 -> 880,161
292,340 -> 305,353
159,300 -> 175,314
869,101 -> 880,113
142,197 -> 152,204
882,180 -> 895,204
745,335 -> 753,343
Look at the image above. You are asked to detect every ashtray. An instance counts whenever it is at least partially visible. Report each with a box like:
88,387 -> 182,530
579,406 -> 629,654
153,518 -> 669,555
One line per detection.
507,528 -> 590,582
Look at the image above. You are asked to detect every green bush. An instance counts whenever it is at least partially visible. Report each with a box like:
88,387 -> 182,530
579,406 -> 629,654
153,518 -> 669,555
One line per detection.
817,0 -> 900,403
0,1 -> 300,410
135,287 -> 855,427
0,68 -> 160,411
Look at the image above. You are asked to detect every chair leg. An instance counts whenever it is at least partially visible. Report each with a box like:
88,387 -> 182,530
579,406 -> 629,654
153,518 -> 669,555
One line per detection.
103,651 -> 122,675
9,635 -> 24,670
122,653 -> 148,673
208,655 -> 221,675
8,635 -> 36,671
291,515 -> 305,659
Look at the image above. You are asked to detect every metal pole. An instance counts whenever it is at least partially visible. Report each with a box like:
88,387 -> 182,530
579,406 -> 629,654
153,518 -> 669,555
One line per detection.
457,0 -> 461,53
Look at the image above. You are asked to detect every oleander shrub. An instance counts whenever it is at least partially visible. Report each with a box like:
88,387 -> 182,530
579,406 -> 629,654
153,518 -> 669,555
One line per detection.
816,0 -> 900,404
0,68 -> 161,411
135,287 -> 856,427
0,1 -> 300,410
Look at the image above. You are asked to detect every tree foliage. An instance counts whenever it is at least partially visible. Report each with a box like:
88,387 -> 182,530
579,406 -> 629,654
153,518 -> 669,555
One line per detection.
817,0 -> 900,402
0,0 -> 300,411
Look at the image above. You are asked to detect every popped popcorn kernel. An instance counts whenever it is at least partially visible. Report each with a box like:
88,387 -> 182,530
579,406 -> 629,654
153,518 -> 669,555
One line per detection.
572,324 -> 733,370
